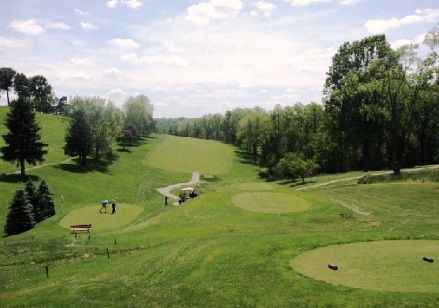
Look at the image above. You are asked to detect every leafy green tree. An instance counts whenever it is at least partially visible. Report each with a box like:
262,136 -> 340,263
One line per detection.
64,99 -> 93,166
13,73 -> 30,99
274,152 -> 318,183
37,180 -> 56,219
0,67 -> 17,105
30,75 -> 52,113
1,97 -> 48,176
4,188 -> 35,236
123,95 -> 153,136
117,124 -> 139,150
237,107 -> 272,163
324,35 -> 394,172
24,180 -> 43,223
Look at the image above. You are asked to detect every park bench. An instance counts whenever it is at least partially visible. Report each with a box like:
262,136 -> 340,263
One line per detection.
70,224 -> 92,232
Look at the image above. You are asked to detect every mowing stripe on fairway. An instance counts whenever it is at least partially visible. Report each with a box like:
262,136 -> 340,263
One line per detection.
145,135 -> 234,174
231,192 -> 311,213
290,240 -> 439,292
59,204 -> 143,230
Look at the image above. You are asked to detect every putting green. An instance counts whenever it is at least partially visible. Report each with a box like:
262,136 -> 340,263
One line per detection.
290,240 -> 439,292
231,192 -> 311,213
59,204 -> 143,230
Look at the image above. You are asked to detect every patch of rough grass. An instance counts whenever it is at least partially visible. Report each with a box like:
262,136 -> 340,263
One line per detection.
59,204 -> 143,230
358,168 -> 439,184
290,240 -> 439,292
231,192 -> 311,213
237,183 -> 273,190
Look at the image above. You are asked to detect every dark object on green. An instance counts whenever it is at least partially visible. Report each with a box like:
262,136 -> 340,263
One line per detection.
328,264 -> 338,270
422,256 -> 434,263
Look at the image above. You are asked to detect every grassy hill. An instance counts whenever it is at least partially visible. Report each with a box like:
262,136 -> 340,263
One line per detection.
1,108 -> 439,307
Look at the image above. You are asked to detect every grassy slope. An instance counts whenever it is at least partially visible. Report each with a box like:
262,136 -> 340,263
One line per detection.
0,110 -> 438,307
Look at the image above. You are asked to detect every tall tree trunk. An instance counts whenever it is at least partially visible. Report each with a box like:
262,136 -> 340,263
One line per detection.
20,158 -> 26,176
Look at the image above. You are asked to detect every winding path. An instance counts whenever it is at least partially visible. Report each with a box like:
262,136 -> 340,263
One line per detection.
156,172 -> 201,206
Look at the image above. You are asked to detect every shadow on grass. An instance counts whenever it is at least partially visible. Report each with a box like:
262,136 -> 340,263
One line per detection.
55,157 -> 116,174
234,149 -> 257,166
0,173 -> 40,184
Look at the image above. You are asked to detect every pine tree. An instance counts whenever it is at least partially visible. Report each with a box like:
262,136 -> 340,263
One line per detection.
25,180 -> 43,223
38,180 -> 56,219
4,188 -> 35,236
1,97 -> 48,176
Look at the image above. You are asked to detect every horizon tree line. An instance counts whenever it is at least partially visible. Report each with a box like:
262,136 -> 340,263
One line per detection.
158,25 -> 439,179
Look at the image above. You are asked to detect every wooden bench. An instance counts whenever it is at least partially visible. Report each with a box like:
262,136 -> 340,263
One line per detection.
70,224 -> 92,233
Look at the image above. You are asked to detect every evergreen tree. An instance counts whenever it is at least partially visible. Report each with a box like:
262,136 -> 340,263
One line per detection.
24,180 -> 43,223
37,180 -> 56,219
4,188 -> 35,236
1,97 -> 48,176
64,100 -> 93,166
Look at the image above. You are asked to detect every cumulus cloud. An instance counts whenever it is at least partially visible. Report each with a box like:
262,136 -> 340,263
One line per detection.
10,19 -> 44,35
81,22 -> 97,30
106,0 -> 142,9
72,72 -> 93,80
62,58 -> 92,67
46,22 -> 71,30
0,36 -> 29,48
74,8 -> 89,15
254,1 -> 277,17
110,38 -> 140,48
103,67 -> 121,76
108,88 -> 127,96
284,0 -> 331,7
185,0 -> 243,26
121,53 -> 188,66
365,9 -> 439,34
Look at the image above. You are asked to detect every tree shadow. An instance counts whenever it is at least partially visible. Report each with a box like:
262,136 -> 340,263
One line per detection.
0,173 -> 40,184
234,149 -> 256,166
54,157 -> 114,174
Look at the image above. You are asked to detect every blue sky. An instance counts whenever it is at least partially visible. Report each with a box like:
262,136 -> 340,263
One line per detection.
1,0 -> 438,117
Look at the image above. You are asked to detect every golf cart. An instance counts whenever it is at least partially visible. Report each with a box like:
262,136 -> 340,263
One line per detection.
179,187 -> 198,204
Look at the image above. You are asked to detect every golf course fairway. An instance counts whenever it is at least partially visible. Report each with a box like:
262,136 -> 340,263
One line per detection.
231,192 -> 311,213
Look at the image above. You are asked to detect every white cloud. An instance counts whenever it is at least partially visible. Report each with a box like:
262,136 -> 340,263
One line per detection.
106,0 -> 142,9
110,38 -> 140,48
185,0 -> 243,26
106,0 -> 118,8
121,53 -> 188,66
62,58 -> 92,67
81,22 -> 97,30
365,9 -> 439,34
124,0 -> 142,9
104,67 -> 121,76
0,36 -> 29,48
390,39 -> 412,49
338,0 -> 359,5
284,0 -> 331,7
254,1 -> 277,17
73,72 -> 93,80
108,88 -> 127,96
74,8 -> 89,15
46,22 -> 71,30
10,19 -> 44,35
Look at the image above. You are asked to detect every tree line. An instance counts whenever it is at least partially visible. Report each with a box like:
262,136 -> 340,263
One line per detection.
1,93 -> 154,176
157,27 -> 438,181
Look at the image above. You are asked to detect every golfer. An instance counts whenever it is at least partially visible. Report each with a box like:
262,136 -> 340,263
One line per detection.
111,198 -> 117,214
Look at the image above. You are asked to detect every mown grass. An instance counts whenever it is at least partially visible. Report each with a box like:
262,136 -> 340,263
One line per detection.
1,108 -> 439,307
